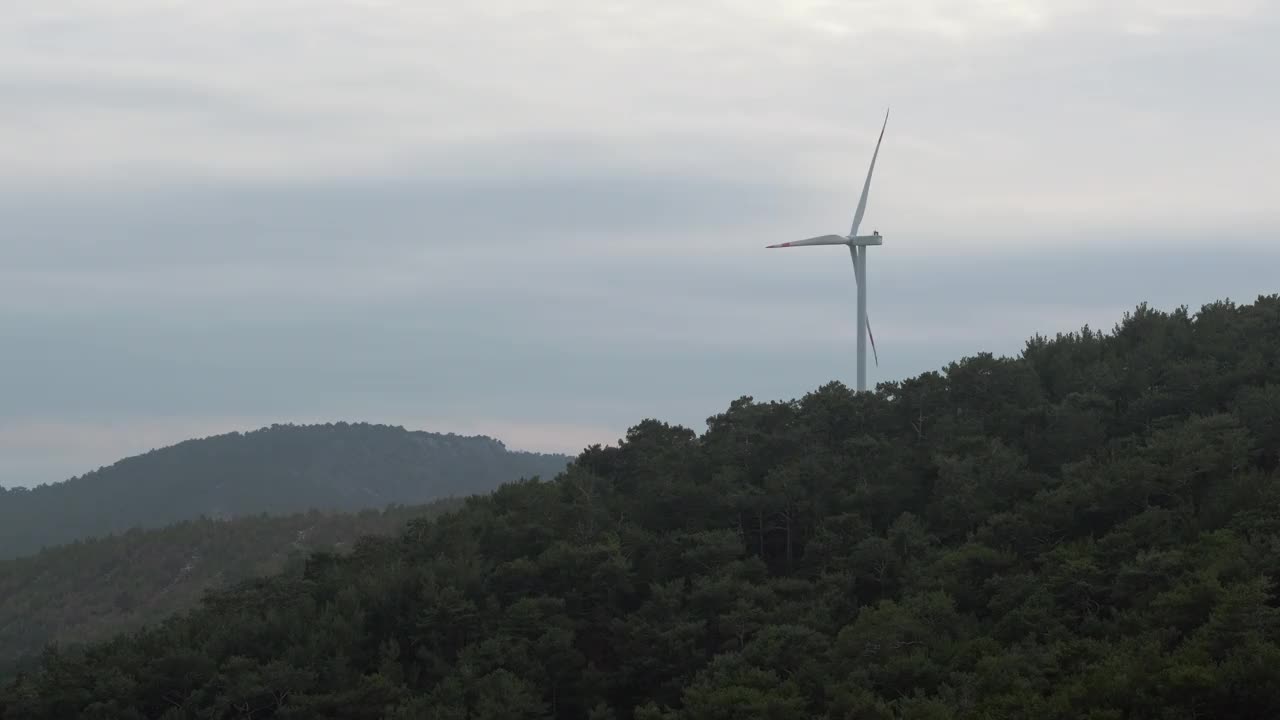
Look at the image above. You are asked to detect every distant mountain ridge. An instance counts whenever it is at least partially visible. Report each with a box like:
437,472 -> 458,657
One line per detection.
0,422 -> 570,560
0,500 -> 462,676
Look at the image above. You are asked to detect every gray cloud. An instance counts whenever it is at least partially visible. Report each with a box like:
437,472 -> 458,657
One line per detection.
2,168 -> 821,272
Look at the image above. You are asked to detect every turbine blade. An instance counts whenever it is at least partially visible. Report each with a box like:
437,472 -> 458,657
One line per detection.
766,234 -> 848,248
867,315 -> 879,367
849,107 -> 889,237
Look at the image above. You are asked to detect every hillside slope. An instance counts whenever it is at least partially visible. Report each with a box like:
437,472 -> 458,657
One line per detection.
4,296 -> 1280,719
0,499 -> 461,676
0,423 -> 569,559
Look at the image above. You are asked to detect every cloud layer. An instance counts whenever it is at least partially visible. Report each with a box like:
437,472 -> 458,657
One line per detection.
2,0 -> 1277,486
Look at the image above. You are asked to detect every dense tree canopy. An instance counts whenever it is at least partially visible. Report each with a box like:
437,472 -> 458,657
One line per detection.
0,423 -> 569,560
3,295 -> 1279,718
0,499 -> 461,675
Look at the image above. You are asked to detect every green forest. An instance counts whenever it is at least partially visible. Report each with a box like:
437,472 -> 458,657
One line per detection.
0,423 -> 569,560
4,296 -> 1279,718
0,500 -> 460,676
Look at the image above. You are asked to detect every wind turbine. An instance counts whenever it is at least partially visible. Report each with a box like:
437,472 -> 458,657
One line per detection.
767,109 -> 889,393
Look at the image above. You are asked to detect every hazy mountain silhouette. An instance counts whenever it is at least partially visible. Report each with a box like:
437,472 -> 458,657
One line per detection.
0,422 -> 569,560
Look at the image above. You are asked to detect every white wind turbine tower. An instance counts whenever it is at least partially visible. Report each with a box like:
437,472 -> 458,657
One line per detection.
767,109 -> 889,393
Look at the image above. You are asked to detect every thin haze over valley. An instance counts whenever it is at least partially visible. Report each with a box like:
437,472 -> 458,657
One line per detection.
3,0 -> 1278,487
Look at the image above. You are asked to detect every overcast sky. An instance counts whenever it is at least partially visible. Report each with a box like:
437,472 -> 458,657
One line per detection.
2,0 -> 1277,488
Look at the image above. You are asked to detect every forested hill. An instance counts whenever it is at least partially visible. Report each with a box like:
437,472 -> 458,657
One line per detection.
0,500 -> 461,676
0,423 -> 569,560
5,296 -> 1280,719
